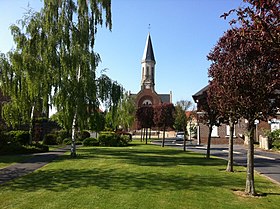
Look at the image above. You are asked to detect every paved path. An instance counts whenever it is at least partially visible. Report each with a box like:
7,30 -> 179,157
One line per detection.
0,147 -> 69,185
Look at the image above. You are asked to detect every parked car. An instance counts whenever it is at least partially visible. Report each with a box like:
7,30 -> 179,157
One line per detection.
175,132 -> 185,140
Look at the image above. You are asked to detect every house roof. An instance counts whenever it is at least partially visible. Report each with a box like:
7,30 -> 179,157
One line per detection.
142,33 -> 155,63
192,85 -> 209,98
192,85 -> 209,102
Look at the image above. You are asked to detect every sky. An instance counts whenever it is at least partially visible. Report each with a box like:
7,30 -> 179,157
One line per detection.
0,0 -> 245,105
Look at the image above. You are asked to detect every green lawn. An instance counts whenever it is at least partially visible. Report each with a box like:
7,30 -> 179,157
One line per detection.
0,142 -> 280,209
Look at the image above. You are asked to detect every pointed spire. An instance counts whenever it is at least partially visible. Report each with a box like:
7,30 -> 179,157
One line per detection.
142,33 -> 155,63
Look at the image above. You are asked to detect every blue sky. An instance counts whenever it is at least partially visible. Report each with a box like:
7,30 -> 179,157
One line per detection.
0,0 -> 245,104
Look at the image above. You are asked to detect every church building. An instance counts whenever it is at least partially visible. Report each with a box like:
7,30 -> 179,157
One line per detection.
131,33 -> 172,107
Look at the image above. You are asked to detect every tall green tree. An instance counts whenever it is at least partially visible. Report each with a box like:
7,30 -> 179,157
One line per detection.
42,0 -> 114,157
0,10 -> 51,143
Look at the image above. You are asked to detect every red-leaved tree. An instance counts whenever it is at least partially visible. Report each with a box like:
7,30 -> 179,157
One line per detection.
153,103 -> 175,147
135,106 -> 154,144
208,25 -> 278,195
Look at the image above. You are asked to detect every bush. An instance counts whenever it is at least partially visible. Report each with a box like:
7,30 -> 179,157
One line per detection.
63,138 -> 72,145
55,130 -> 69,144
62,137 -> 83,145
0,143 -> 49,155
83,137 -> 99,146
43,133 -> 58,145
78,130 -> 91,141
98,132 -> 131,147
5,130 -> 30,145
76,140 -> 83,145
268,129 -> 280,149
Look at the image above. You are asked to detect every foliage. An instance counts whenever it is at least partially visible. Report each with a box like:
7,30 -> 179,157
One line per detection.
208,0 -> 280,196
0,142 -> 49,155
115,92 -> 136,131
63,138 -> 72,145
153,103 -> 175,147
135,106 -> 154,129
98,131 -> 130,147
0,10 -> 51,132
153,103 -> 175,129
267,129 -> 280,149
174,100 -> 193,151
77,130 -> 91,141
89,111 -> 105,132
54,129 -> 69,143
4,130 -> 30,145
43,133 -> 59,145
174,103 -> 187,132
83,137 -> 99,146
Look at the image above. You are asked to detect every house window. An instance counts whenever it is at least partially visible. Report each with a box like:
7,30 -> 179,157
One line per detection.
211,125 -> 219,137
226,125 -> 236,137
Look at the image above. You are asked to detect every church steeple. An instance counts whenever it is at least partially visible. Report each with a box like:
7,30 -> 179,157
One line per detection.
142,33 -> 155,63
141,33 -> 156,91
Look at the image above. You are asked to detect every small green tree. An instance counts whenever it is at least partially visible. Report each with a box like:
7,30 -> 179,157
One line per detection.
174,100 -> 193,151
116,92 -> 136,131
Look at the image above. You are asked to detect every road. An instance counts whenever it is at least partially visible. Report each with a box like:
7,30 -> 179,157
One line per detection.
151,138 -> 280,185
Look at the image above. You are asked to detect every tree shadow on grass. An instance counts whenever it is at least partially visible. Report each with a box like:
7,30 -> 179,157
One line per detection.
2,166 -> 245,193
76,146 -> 228,167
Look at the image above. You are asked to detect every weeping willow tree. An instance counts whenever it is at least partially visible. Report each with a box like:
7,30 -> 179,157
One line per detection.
43,0 -> 116,157
0,10 -> 51,143
0,0 -> 120,157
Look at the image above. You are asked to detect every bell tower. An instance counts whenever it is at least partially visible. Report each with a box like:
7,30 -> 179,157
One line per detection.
141,33 -> 156,91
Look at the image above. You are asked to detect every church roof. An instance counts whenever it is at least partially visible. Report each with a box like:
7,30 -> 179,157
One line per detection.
159,94 -> 171,103
142,33 -> 155,63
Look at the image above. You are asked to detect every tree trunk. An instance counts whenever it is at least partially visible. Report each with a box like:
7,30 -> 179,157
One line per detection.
245,121 -> 256,195
145,128 -> 148,144
226,118 -> 234,172
206,124 -> 213,159
140,128 -> 143,142
71,111 -> 77,157
183,127 -> 187,152
162,126 -> 166,147
149,128 -> 151,139
29,104 -> 35,144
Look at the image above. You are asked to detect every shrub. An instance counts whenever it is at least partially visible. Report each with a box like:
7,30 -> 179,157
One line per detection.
5,130 -> 30,145
98,132 -> 131,147
76,140 -> 83,145
62,137 -> 84,145
63,138 -> 72,145
78,130 -> 91,141
55,130 -> 69,144
83,137 -> 99,146
43,133 -> 58,145
119,135 -> 132,146
268,129 -> 280,150
0,143 -> 49,155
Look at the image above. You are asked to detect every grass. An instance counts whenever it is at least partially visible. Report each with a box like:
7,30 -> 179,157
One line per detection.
0,141 -> 280,209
